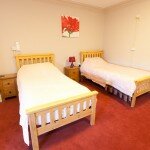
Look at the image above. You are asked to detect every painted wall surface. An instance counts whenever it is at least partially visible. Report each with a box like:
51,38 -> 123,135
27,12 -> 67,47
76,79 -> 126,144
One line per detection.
0,0 -> 104,74
103,0 -> 150,71
1,0 -> 150,75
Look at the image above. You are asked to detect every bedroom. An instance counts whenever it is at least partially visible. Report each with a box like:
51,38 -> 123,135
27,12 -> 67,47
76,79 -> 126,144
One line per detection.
0,0 -> 150,150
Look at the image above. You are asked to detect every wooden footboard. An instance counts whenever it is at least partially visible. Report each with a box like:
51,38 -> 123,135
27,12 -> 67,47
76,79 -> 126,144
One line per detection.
106,77 -> 150,108
131,76 -> 150,107
27,91 -> 98,150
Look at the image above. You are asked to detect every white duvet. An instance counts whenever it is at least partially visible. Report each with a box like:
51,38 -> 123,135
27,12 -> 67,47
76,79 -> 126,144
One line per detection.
17,62 -> 90,145
80,57 -> 150,97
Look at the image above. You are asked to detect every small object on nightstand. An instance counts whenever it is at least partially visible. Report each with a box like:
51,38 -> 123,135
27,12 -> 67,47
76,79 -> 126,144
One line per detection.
0,73 -> 18,101
69,56 -> 76,68
0,75 -> 5,78
64,66 -> 80,82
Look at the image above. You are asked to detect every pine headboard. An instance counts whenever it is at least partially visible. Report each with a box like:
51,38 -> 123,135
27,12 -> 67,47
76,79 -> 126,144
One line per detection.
80,50 -> 103,63
15,53 -> 55,70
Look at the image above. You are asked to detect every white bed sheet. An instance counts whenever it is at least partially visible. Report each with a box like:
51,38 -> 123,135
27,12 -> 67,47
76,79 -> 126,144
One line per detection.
17,62 -> 90,146
80,58 -> 150,96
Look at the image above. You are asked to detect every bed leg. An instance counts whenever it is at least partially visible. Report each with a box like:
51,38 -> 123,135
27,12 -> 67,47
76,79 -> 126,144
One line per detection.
105,85 -> 108,91
90,112 -> 96,126
90,96 -> 97,126
131,95 -> 136,108
29,114 -> 39,150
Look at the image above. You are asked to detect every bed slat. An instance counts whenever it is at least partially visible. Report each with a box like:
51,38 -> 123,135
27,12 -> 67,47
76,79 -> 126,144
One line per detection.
28,92 -> 98,136
80,50 -> 103,64
16,54 -> 54,70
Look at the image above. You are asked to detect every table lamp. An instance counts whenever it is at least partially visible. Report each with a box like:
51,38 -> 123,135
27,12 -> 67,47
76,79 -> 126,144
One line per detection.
69,56 -> 75,68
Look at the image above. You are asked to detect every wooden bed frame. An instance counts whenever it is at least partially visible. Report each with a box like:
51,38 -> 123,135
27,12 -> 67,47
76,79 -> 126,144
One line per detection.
80,50 -> 150,107
15,53 -> 98,150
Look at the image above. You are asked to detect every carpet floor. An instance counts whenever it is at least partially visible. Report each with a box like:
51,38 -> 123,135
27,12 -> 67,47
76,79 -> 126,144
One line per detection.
0,80 -> 150,150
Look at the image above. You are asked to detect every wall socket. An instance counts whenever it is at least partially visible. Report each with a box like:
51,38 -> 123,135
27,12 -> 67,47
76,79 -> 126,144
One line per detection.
135,15 -> 140,20
130,48 -> 136,51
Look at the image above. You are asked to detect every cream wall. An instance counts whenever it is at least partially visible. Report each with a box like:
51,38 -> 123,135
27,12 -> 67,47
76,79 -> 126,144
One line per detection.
1,0 -> 150,74
0,0 -> 104,74
103,0 -> 150,71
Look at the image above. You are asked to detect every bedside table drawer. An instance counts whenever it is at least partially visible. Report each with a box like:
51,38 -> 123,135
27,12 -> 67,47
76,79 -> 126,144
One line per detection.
64,66 -> 80,82
68,70 -> 79,76
70,76 -> 79,82
3,79 -> 15,87
70,73 -> 78,79
0,73 -> 17,101
3,88 -> 17,98
0,81 -> 2,90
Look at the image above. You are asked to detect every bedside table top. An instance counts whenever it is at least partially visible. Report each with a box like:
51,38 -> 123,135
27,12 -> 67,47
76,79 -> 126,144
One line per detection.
65,66 -> 79,69
0,73 -> 17,80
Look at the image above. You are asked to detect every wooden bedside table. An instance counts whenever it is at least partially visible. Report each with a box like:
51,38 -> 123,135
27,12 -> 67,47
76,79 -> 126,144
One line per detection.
64,66 -> 80,82
0,73 -> 17,101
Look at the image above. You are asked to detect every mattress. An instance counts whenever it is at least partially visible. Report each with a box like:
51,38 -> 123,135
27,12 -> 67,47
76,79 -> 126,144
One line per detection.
80,57 -> 150,96
17,62 -> 90,145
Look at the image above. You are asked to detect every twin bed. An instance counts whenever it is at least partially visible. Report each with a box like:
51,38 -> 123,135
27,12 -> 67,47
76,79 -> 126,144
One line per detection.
80,50 -> 150,107
16,54 -> 98,150
15,51 -> 150,150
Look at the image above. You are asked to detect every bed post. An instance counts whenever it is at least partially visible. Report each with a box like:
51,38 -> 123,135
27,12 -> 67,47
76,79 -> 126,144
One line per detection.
105,85 -> 108,91
28,114 -> 39,150
131,94 -> 136,107
90,95 -> 97,125
131,80 -> 138,107
131,82 -> 137,107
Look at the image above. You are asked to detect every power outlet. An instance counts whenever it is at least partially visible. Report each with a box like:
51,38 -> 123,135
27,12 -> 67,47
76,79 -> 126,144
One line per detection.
130,48 -> 136,51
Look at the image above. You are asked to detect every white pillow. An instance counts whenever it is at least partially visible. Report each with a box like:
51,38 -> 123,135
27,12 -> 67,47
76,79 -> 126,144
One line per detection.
84,57 -> 106,66
80,57 -> 107,73
17,62 -> 57,78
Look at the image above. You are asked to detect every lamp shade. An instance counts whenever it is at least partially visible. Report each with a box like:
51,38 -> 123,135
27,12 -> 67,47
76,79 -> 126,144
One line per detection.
69,56 -> 75,62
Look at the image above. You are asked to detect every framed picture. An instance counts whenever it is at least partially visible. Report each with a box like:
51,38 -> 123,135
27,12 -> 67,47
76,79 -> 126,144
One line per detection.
61,15 -> 79,38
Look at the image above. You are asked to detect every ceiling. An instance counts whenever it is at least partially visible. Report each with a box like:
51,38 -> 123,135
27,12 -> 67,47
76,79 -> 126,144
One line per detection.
64,0 -> 130,8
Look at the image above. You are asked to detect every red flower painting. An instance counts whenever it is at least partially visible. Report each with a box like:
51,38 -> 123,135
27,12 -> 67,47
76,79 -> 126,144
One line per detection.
61,15 -> 79,37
